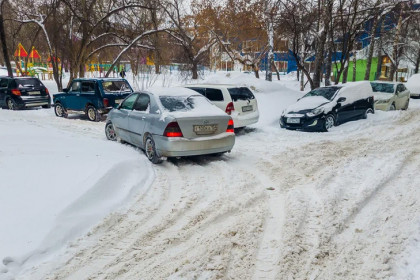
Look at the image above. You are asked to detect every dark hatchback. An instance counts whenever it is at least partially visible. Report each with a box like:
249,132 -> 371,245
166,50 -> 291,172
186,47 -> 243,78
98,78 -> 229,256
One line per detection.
280,82 -> 375,132
0,77 -> 50,110
53,78 -> 133,121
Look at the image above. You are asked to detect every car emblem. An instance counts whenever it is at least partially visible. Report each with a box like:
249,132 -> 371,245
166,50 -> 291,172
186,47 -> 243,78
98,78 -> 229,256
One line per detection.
203,120 -> 209,124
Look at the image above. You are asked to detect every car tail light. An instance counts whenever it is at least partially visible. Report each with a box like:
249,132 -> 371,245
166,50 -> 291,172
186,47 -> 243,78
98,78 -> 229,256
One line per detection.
45,88 -> 50,95
226,119 -> 234,133
103,98 -> 109,107
11,89 -> 21,96
225,102 -> 234,115
164,122 -> 183,137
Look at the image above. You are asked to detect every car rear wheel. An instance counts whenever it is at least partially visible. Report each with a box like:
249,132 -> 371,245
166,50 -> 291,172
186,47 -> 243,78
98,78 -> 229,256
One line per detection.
42,104 -> 51,109
86,105 -> 100,122
105,121 -> 117,141
54,103 -> 68,118
323,114 -> 335,132
362,108 -> 374,119
145,135 -> 162,164
6,98 -> 17,110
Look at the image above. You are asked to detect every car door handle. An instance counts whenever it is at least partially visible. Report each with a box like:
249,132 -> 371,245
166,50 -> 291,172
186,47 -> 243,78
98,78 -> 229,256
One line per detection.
76,94 -> 80,96
141,116 -> 146,119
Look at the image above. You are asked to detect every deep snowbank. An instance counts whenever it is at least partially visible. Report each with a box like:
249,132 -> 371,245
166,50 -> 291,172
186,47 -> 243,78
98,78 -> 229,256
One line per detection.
0,109 -> 154,279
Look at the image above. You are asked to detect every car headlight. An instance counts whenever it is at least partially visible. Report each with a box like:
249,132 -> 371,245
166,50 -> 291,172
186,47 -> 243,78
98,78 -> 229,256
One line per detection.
375,99 -> 390,104
306,107 -> 323,117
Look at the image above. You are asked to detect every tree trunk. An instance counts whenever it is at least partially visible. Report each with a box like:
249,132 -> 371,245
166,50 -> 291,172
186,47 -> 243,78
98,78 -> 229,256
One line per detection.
266,15 -> 274,82
415,47 -> 420,74
364,14 -> 380,80
271,61 -> 280,80
0,13 -> 12,77
324,41 -> 333,86
313,28 -> 327,88
300,67 -> 304,91
342,60 -> 349,84
389,8 -> 404,81
352,51 -> 357,81
192,62 -> 198,79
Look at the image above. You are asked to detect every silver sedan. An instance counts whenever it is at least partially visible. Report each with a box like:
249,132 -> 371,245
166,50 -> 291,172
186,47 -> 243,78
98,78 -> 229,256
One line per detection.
105,88 -> 235,163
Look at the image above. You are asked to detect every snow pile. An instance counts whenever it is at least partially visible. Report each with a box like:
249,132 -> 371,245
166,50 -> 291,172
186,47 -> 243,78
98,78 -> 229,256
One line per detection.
0,109 -> 154,279
406,73 -> 420,94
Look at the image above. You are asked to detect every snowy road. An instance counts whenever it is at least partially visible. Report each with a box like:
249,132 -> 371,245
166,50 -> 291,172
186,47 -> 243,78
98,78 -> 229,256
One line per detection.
2,73 -> 420,279
12,97 -> 420,279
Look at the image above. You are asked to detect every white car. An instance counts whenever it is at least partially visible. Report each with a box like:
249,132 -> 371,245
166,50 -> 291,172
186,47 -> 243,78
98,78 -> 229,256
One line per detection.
371,82 -> 410,111
184,84 -> 259,128
406,73 -> 420,98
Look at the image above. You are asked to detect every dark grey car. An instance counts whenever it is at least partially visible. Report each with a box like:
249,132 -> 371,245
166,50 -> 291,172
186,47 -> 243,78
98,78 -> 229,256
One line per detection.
105,88 -> 235,163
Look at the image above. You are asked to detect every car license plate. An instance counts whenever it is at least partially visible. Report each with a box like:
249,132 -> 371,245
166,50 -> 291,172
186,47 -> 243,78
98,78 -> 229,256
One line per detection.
28,91 -> 41,95
115,99 -> 123,104
242,105 -> 253,112
193,124 -> 217,135
287,117 -> 300,124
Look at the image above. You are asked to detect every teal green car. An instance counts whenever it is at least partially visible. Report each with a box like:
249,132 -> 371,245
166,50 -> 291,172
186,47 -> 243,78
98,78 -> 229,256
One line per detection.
53,78 -> 133,121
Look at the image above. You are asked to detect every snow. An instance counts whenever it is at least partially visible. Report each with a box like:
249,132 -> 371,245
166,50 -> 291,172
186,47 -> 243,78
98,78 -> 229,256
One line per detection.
284,95 -> 328,113
2,72 -> 420,280
406,73 -> 420,94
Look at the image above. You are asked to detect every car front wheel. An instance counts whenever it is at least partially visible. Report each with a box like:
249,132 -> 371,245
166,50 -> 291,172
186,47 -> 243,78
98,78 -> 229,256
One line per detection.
362,108 -> 374,119
323,114 -> 335,132
54,103 -> 68,118
86,105 -> 100,122
105,121 -> 117,141
145,135 -> 162,164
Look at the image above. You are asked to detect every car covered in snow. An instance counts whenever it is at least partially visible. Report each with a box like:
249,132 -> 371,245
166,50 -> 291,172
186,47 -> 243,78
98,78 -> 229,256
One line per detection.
280,81 -> 375,132
371,82 -> 410,111
105,87 -> 235,163
53,78 -> 133,121
406,73 -> 420,98
183,84 -> 259,128
0,77 -> 50,110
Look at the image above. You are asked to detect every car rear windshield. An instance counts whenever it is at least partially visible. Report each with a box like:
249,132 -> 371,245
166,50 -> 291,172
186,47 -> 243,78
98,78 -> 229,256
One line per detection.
14,78 -> 43,88
102,80 -> 132,93
227,87 -> 255,101
159,95 -> 210,112
370,82 -> 394,93
303,86 -> 341,100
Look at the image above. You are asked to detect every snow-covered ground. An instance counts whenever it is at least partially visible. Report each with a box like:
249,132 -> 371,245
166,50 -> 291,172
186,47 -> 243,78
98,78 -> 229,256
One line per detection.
1,72 -> 420,279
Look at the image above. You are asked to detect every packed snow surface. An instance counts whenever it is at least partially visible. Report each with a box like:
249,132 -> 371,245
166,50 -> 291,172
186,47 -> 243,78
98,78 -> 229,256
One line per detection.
1,72 -> 420,280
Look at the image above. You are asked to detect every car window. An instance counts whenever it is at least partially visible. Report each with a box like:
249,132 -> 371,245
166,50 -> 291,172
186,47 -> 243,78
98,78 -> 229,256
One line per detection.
205,88 -> 224,101
133,94 -> 150,112
188,87 -> 206,96
102,80 -> 132,93
227,87 -> 255,101
81,81 -> 95,93
159,95 -> 210,112
14,78 -> 43,88
70,81 -> 81,92
396,84 -> 406,93
0,79 -> 8,88
121,94 -> 139,110
371,82 -> 394,93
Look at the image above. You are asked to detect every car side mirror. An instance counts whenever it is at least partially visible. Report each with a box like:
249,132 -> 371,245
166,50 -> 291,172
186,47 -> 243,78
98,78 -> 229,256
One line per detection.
63,88 -> 69,93
337,97 -> 346,103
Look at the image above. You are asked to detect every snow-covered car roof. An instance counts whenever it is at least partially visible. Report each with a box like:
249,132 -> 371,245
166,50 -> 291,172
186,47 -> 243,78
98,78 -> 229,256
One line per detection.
406,74 -> 420,93
148,87 -> 202,97
184,84 -> 248,89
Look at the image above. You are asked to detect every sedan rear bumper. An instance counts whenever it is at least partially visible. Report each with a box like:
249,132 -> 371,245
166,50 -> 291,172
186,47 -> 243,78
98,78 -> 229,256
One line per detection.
154,132 -> 235,157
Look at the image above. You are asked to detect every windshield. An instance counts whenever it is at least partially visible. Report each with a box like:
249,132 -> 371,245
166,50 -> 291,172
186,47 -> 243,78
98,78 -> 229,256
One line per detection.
102,80 -> 132,93
159,95 -> 210,112
303,86 -> 341,100
227,87 -> 255,101
14,78 -> 43,88
370,82 -> 394,94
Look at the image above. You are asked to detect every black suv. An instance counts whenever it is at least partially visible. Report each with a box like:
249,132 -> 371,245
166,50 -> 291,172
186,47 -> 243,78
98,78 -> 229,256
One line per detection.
0,77 -> 50,110
280,82 -> 375,132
